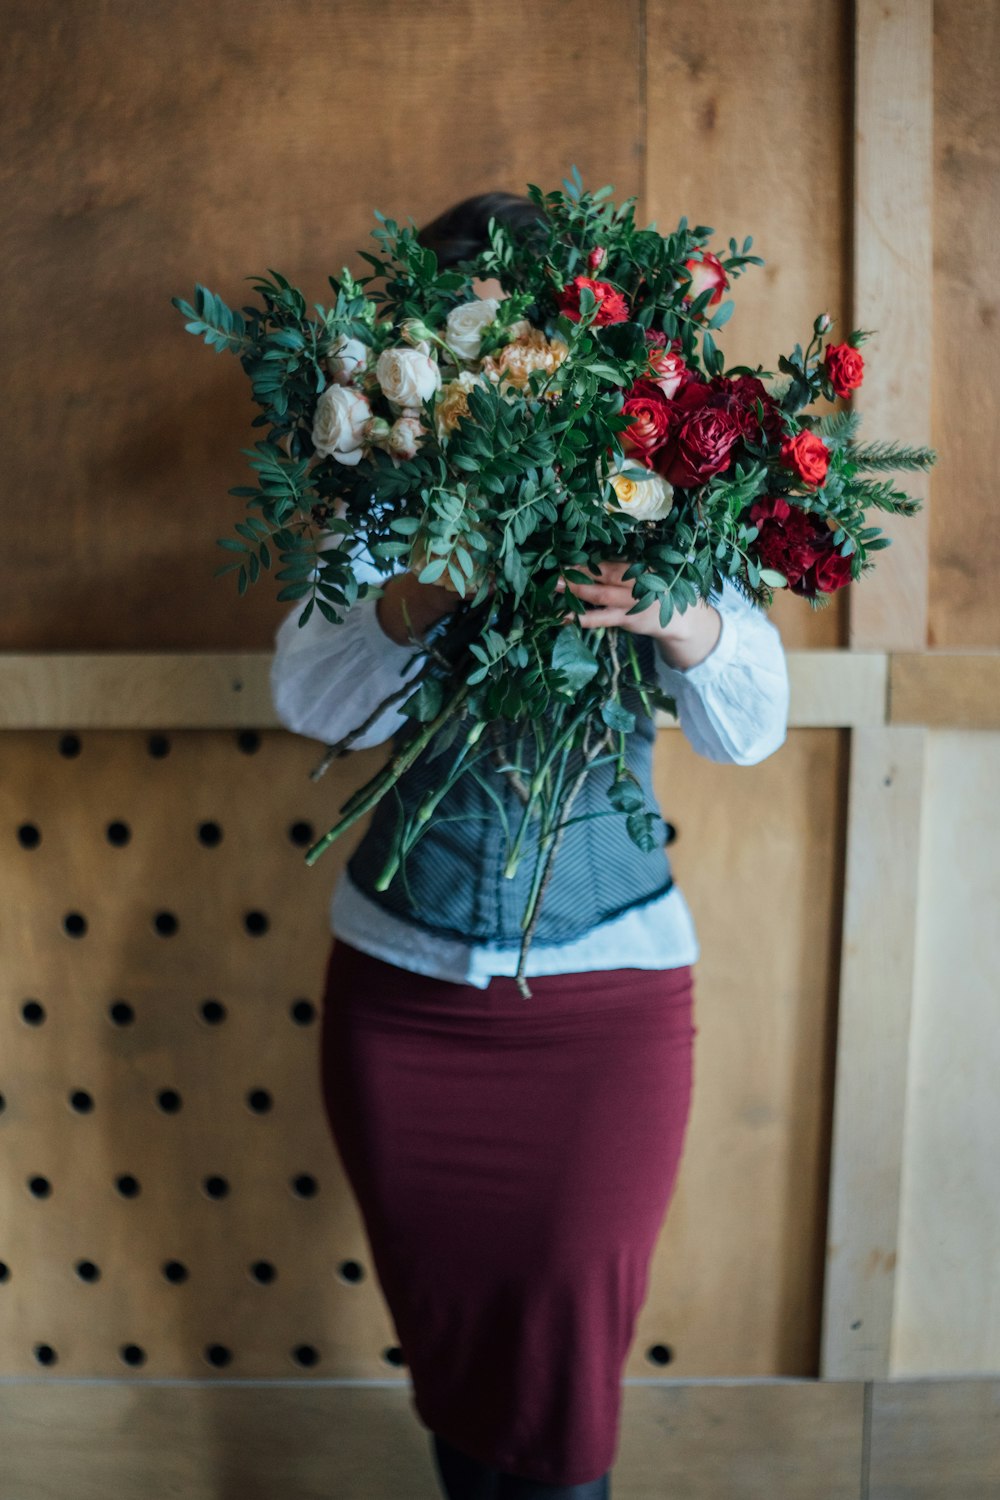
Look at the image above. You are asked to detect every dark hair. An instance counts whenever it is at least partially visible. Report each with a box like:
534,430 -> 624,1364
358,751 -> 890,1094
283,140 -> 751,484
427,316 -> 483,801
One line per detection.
416,191 -> 546,269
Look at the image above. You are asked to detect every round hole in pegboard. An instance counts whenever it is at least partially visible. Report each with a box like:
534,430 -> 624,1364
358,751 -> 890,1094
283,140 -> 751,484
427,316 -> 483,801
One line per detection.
17,823 -> 41,849
28,1176 -> 51,1199
246,1088 -> 272,1114
106,821 -> 131,847
337,1260 -> 365,1285
147,734 -> 171,758
120,1344 -> 146,1368
204,1343 -> 233,1368
290,1173 -> 318,1199
34,1343 -> 58,1366
236,730 -> 261,754
162,1260 -> 189,1284
646,1343 -> 674,1367
58,733 -> 81,758
383,1345 -> 406,1367
69,1090 -> 94,1114
288,821 -> 314,847
199,999 -> 227,1025
0,1261 -> 10,1283
197,821 -> 223,848
22,999 -> 46,1026
292,1344 -> 320,1368
153,911 -> 179,937
109,1000 -> 135,1026
63,912 -> 88,938
74,1260 -> 100,1283
243,910 -> 269,936
202,1175 -> 230,1201
115,1174 -> 141,1199
664,821 -> 678,846
250,1261 -> 276,1285
290,999 -> 316,1026
157,1089 -> 182,1114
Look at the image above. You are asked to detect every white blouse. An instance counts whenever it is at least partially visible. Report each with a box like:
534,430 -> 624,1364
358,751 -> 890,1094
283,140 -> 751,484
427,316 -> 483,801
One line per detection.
270,557 -> 791,985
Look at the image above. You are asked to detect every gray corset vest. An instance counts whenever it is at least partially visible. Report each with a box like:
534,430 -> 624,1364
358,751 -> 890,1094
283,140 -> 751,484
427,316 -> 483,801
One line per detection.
347,634 -> 674,947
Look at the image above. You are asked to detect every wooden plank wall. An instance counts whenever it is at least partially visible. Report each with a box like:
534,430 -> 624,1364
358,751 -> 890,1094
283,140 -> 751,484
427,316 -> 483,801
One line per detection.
1,1 -> 999,1496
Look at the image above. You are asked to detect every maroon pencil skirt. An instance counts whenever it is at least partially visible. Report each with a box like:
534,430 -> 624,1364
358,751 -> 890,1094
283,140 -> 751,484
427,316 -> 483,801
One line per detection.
318,937 -> 698,1487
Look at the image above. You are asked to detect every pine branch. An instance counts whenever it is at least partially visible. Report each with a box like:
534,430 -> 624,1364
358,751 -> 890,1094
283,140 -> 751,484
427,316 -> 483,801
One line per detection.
815,408 -> 862,446
848,440 -> 938,472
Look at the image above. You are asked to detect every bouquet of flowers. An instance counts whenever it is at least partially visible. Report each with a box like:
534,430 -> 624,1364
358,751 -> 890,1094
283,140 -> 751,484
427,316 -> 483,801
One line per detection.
174,168 -> 936,986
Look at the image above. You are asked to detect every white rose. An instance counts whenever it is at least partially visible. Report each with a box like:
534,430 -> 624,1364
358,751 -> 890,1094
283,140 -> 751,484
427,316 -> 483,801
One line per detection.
325,334 -> 368,384
376,345 -> 442,408
386,416 -> 425,461
606,465 -> 675,521
311,385 -> 372,466
444,297 -> 500,361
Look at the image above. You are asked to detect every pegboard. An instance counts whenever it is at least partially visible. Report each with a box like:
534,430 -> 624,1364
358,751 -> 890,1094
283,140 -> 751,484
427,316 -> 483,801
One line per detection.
0,722 -> 847,1381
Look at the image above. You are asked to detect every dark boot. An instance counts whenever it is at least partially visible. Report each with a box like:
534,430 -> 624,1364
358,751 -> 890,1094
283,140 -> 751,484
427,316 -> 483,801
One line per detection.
496,1464 -> 610,1498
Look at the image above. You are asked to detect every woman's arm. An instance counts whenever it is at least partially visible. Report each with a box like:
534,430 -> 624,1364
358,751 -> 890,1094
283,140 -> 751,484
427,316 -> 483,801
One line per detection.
559,564 -> 790,766
269,548 -> 458,751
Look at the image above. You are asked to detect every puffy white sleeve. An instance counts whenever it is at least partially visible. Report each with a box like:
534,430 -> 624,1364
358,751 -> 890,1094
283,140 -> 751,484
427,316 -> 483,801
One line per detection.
652,577 -> 790,765
269,551 -> 424,751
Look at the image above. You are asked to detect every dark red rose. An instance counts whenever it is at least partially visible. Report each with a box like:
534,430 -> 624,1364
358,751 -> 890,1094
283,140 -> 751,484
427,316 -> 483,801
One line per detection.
749,495 -> 826,588
621,378 -> 673,463
657,388 -> 741,487
644,328 -> 667,349
823,342 -> 865,399
555,275 -> 630,325
708,373 -> 784,440
779,429 -> 830,489
796,545 -> 854,596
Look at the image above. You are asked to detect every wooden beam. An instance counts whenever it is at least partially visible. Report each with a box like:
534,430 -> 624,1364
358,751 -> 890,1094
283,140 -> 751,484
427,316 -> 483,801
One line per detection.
822,0 -> 935,1380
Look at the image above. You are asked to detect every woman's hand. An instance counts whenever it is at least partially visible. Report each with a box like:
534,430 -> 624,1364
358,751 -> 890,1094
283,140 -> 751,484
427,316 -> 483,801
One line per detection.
556,560 -> 723,671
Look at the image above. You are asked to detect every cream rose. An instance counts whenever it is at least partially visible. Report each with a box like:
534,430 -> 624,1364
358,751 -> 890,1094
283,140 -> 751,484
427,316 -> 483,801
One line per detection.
311,385 -> 372,466
386,415 -> 425,461
434,370 -> 482,442
481,327 -> 569,392
325,334 -> 367,385
376,345 -> 441,408
607,465 -> 675,521
444,297 -> 500,361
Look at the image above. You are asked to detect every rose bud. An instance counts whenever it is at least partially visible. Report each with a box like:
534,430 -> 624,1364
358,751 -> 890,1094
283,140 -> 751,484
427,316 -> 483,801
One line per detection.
683,250 -> 729,309
401,318 -> 437,347
587,246 -> 607,272
814,312 -> 833,335
364,416 -> 392,446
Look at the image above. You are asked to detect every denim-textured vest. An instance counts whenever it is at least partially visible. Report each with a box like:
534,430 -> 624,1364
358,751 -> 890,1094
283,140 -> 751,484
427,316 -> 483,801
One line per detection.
347,635 -> 674,947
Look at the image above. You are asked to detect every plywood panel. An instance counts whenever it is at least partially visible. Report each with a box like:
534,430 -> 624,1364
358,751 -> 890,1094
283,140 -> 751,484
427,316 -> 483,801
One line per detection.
645,727 -> 848,1375
930,0 -> 1000,648
645,0 -> 853,652
0,0 -> 642,651
892,731 -> 1000,1374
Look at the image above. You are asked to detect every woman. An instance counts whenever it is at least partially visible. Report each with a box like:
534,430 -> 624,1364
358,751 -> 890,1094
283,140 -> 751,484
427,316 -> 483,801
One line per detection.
269,193 -> 791,1500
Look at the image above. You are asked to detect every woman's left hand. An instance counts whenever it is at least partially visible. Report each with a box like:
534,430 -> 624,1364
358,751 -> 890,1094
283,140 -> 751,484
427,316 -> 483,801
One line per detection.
556,560 -> 723,668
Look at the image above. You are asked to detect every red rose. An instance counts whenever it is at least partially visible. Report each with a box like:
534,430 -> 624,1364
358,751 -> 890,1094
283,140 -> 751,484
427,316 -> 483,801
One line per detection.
823,342 -> 865,399
796,545 -> 853,596
683,250 -> 728,310
555,275 -> 629,325
644,329 -> 667,349
779,430 -> 830,489
621,378 -> 673,462
749,495 -> 826,588
709,373 -> 784,441
657,386 -> 741,487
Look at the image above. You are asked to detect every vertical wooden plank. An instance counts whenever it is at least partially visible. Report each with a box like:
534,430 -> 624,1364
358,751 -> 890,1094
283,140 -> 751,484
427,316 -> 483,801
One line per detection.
850,0 -> 934,651
821,725 -> 926,1377
820,0 -> 935,1379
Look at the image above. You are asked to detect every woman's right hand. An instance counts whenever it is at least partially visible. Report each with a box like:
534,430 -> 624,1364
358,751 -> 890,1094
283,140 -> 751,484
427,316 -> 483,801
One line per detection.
375,571 -> 463,645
